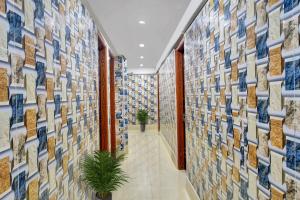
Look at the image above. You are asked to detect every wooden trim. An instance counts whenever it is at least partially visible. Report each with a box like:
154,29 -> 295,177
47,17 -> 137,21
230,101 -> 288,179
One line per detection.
175,36 -> 184,51
99,37 -> 109,151
175,48 -> 186,170
109,56 -> 116,154
157,74 -> 160,132
98,32 -> 106,50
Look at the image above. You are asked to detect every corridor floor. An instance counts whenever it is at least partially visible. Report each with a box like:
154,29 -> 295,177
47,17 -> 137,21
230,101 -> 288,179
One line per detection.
113,130 -> 190,200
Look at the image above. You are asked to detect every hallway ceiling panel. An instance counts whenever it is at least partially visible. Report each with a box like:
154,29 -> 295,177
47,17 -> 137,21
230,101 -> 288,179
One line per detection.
87,0 -> 190,70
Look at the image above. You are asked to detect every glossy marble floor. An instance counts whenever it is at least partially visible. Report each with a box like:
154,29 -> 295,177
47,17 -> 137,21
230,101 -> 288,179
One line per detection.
113,129 -> 190,200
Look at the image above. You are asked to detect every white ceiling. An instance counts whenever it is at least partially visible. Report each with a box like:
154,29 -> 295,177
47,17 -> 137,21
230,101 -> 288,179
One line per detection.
86,0 -> 191,70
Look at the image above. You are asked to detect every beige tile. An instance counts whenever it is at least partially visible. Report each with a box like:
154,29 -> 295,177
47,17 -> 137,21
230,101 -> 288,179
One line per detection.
285,174 -> 300,199
270,151 -> 283,184
47,106 -> 55,132
39,158 -> 48,185
25,73 -> 36,103
269,8 -> 281,41
46,44 -> 54,73
48,162 -> 56,192
113,130 -> 191,200
270,82 -> 283,113
27,143 -> 38,176
248,170 -> 257,199
0,109 -> 10,151
13,134 -> 26,168
35,27 -> 45,56
258,129 -> 269,157
11,54 -> 24,85
248,113 -> 257,141
257,65 -> 268,92
283,17 -> 299,51
37,95 -> 46,120
246,0 -> 255,20
246,53 -> 256,80
256,0 -> 267,28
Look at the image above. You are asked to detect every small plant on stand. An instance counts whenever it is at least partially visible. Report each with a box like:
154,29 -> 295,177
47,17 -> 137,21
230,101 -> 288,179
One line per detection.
137,109 -> 149,132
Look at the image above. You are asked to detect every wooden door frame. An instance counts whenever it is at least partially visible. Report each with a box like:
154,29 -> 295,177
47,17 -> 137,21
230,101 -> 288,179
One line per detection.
98,35 -> 109,151
109,54 -> 116,154
175,39 -> 186,170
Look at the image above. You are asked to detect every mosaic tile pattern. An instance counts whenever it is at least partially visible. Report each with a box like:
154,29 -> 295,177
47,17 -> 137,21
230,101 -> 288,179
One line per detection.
184,0 -> 300,199
115,56 -> 128,153
159,51 -> 178,163
0,0 -> 99,199
127,74 -> 158,125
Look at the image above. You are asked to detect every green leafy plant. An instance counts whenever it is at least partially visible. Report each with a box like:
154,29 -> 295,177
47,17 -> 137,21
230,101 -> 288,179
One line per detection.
137,109 -> 148,124
80,151 -> 128,199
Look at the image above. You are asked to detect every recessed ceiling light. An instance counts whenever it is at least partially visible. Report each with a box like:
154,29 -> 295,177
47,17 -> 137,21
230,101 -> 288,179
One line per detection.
140,64 -> 144,67
139,20 -> 146,24
139,43 -> 144,48
140,56 -> 144,59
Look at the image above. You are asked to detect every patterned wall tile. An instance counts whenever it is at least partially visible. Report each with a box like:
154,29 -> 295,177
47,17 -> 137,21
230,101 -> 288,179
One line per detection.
0,0 -> 100,199
127,74 -> 158,125
114,56 -> 128,153
158,51 -> 177,162
183,0 -> 300,199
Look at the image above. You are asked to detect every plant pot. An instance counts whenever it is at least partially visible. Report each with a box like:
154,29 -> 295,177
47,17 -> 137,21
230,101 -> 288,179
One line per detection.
140,123 -> 146,132
95,193 -> 112,200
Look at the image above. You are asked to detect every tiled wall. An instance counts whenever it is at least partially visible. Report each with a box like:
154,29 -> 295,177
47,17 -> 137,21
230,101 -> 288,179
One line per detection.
184,0 -> 300,199
127,74 -> 158,125
0,0 -> 99,199
115,56 -> 128,153
159,51 -> 178,163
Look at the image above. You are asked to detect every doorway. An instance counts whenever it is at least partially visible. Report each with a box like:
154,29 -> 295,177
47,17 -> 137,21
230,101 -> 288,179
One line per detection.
98,36 -> 109,151
175,40 -> 186,170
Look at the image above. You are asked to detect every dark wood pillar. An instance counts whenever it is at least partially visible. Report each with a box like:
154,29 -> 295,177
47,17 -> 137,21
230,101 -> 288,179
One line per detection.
99,37 -> 109,151
175,44 -> 186,170
109,56 -> 116,154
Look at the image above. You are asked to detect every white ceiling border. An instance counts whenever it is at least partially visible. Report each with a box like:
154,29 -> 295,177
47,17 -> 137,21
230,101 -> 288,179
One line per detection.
155,0 -> 208,72
81,0 -> 118,56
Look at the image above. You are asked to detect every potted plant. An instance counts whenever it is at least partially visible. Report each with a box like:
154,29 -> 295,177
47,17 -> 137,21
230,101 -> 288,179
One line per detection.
80,151 -> 128,200
137,109 -> 148,132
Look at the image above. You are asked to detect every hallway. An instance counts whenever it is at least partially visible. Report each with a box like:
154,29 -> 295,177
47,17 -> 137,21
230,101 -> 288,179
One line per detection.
113,130 -> 190,200
0,0 -> 299,199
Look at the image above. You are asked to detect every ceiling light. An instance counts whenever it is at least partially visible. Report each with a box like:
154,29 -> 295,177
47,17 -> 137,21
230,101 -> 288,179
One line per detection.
139,20 -> 146,24
140,56 -> 144,59
139,43 -> 144,48
140,64 -> 144,67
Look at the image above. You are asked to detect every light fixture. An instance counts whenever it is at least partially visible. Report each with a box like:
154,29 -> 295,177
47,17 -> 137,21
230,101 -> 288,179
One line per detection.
140,56 -> 144,59
140,64 -> 144,67
138,20 -> 146,24
139,43 -> 144,48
